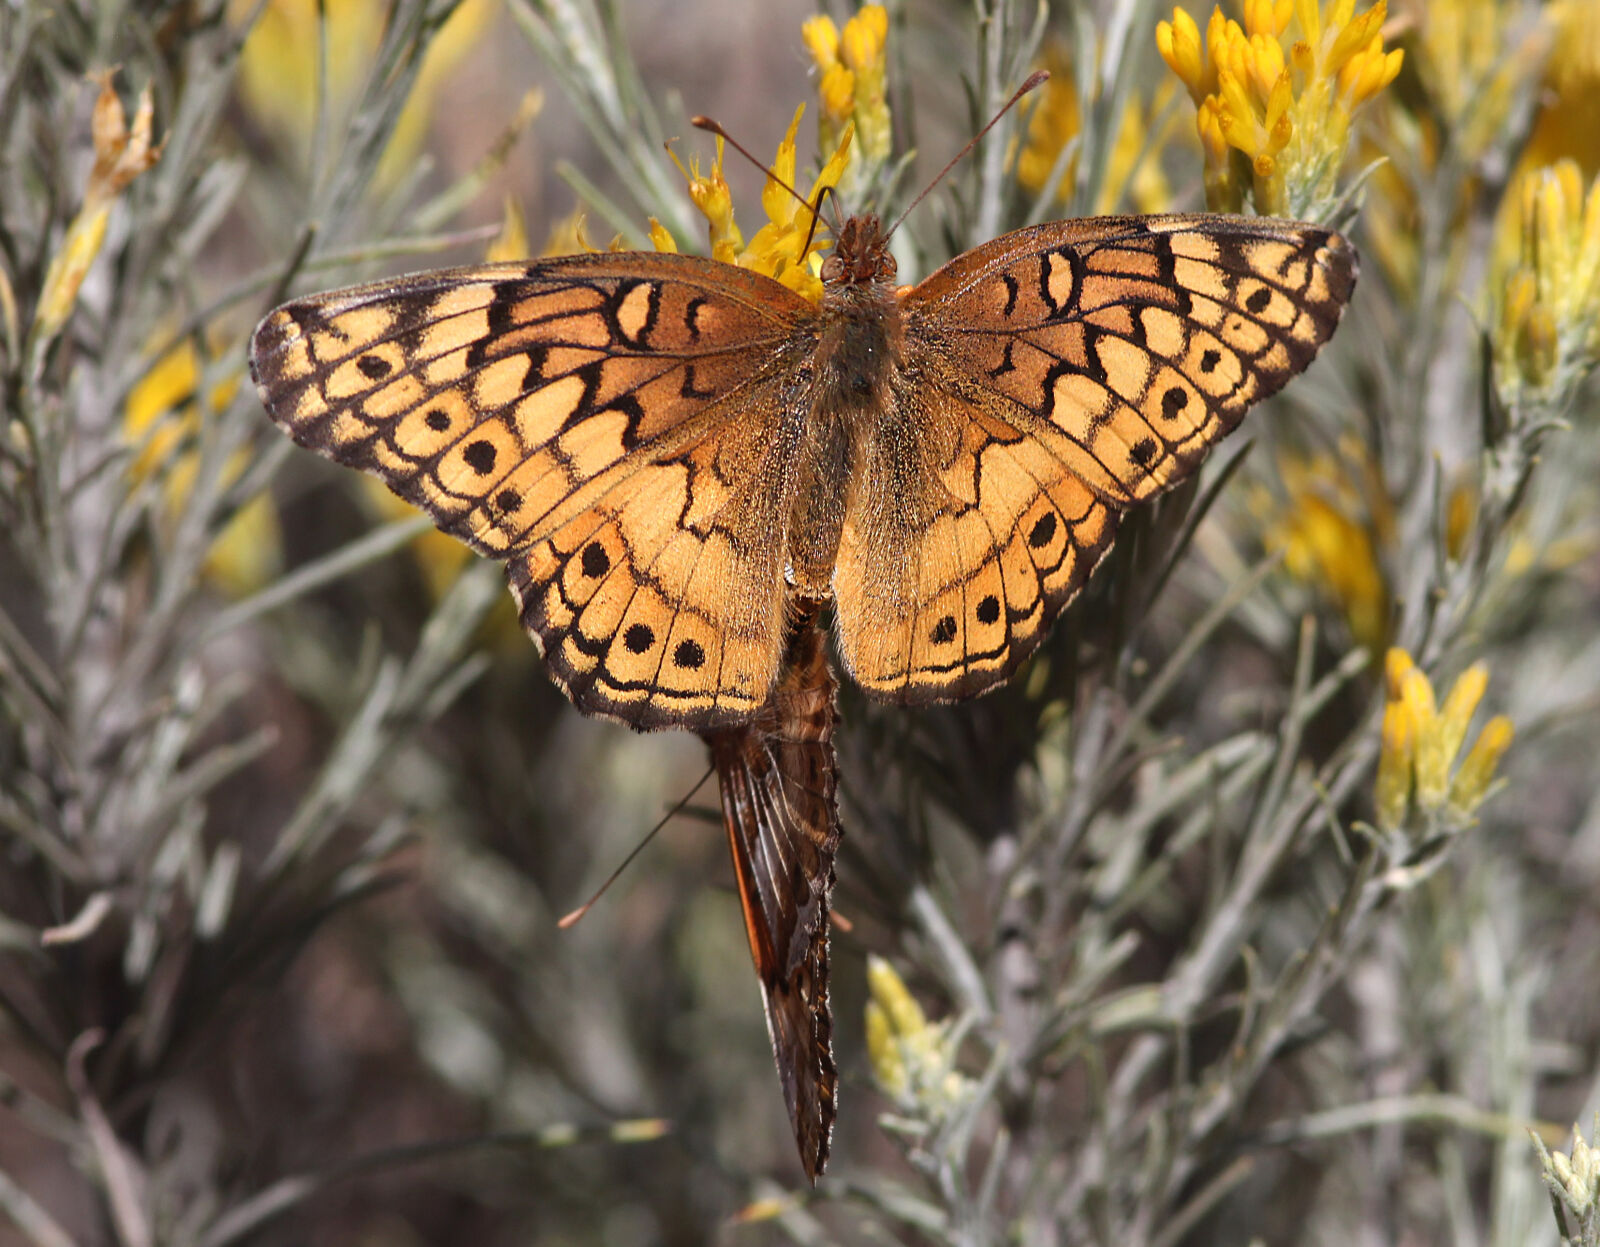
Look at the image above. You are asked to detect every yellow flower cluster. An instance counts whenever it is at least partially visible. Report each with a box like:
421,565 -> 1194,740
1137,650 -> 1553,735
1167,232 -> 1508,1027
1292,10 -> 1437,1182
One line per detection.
1523,0 -> 1600,176
1494,159 -> 1600,412
235,0 -> 496,185
1413,0 -> 1538,160
1374,649 -> 1513,832
658,106 -> 853,305
1256,442 -> 1392,652
864,955 -> 972,1119
802,5 -> 890,191
36,73 -> 163,343
1157,0 -> 1402,217
123,337 -> 281,597
1014,43 -> 1175,214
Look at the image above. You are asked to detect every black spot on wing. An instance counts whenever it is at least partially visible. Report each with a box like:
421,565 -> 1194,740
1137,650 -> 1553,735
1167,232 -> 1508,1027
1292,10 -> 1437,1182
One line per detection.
624,622 -> 655,653
581,542 -> 610,578
463,440 -> 497,474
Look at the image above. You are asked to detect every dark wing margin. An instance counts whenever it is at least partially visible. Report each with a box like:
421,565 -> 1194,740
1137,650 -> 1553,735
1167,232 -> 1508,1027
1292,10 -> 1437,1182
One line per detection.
905,213 -> 1358,507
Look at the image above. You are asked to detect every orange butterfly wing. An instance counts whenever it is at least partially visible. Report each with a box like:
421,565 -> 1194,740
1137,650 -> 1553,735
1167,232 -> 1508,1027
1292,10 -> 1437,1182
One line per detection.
831,214 -> 1358,702
250,255 -> 821,729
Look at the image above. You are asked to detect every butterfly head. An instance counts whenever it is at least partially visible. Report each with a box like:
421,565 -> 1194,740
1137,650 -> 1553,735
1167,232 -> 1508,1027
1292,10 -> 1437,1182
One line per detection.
821,214 -> 897,290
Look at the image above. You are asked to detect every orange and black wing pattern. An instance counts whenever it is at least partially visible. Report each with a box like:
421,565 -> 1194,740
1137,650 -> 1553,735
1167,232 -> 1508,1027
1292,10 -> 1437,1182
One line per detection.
832,214 -> 1357,703
250,255 -> 819,730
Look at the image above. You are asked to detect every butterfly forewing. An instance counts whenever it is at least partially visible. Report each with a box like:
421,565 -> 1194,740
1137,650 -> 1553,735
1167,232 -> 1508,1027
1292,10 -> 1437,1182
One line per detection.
250,254 -> 821,729
830,214 -> 1357,702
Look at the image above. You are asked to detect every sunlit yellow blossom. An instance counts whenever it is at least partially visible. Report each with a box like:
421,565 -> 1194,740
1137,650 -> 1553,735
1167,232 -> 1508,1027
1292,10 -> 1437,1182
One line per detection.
1015,44 -> 1175,213
1448,714 -> 1514,819
732,1195 -> 800,1224
668,138 -> 744,265
538,208 -> 619,258
36,73 -> 163,343
235,0 -> 496,184
486,195 -> 529,264
647,219 -> 677,255
803,5 -> 889,193
1523,0 -> 1600,178
1414,0 -> 1543,159
1374,649 -> 1513,831
864,955 -> 972,1119
1157,0 -> 1402,217
124,335 -> 280,597
1373,697 -> 1413,833
1493,159 -> 1600,412
669,105 -> 853,305
1255,441 -> 1392,651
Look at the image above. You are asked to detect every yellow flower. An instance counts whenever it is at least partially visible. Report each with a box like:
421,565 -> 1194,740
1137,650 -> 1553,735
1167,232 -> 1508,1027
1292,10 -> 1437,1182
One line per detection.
1255,441 -> 1392,652
1374,649 -> 1513,831
864,955 -> 972,1119
1492,160 -> 1600,412
803,5 -> 889,193
485,194 -> 529,263
540,207 -> 593,258
666,138 -> 743,265
1157,0 -> 1402,217
666,105 -> 853,305
1414,0 -> 1542,160
1523,0 -> 1600,178
235,0 -> 496,184
36,72 -> 163,343
124,334 -> 281,597
235,0 -> 381,149
1015,43 -> 1175,214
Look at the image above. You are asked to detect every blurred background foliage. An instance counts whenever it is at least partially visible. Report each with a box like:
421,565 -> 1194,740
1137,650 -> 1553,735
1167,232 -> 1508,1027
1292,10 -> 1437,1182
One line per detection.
1,0 -> 1599,1243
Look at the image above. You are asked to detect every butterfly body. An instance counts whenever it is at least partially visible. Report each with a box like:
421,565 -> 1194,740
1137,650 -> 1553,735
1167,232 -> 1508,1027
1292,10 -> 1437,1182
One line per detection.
252,213 -> 1356,732
785,214 -> 903,597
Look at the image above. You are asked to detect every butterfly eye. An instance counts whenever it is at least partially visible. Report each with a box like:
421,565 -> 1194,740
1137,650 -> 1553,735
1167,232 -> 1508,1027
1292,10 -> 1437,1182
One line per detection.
819,254 -> 843,283
879,251 -> 897,280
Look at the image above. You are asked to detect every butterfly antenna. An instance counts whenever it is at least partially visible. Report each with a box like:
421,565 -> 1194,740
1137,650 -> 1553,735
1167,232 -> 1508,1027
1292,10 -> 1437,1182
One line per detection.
691,116 -> 841,239
798,183 -> 838,261
557,763 -> 717,929
886,69 -> 1050,238
692,116 -> 811,212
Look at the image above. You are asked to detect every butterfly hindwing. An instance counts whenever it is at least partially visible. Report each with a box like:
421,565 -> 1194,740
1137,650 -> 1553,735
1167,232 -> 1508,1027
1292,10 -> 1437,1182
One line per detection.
831,214 -> 1356,703
250,255 -> 821,729
832,384 -> 1121,701
704,618 -> 841,1182
505,382 -> 808,728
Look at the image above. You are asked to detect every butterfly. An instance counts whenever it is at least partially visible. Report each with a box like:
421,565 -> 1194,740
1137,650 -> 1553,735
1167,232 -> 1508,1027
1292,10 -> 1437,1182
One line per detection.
251,207 -> 1357,1180
250,212 -> 1357,734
